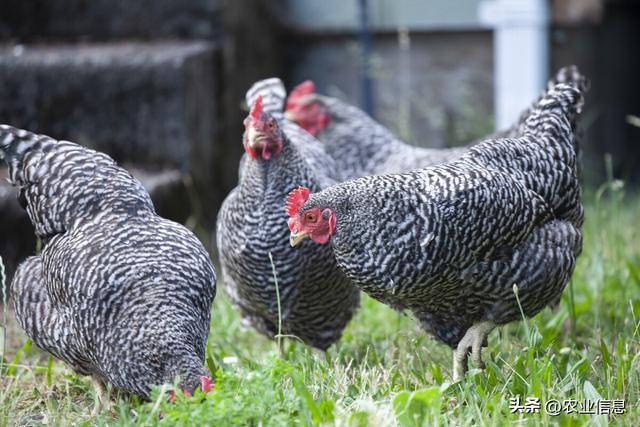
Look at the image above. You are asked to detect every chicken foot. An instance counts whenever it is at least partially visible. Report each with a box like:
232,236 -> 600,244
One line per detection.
452,320 -> 495,382
91,376 -> 111,416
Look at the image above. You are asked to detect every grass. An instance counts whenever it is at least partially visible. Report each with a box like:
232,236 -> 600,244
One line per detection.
1,186 -> 639,426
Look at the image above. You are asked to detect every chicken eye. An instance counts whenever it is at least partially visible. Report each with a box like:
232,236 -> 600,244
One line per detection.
267,120 -> 276,130
305,212 -> 317,222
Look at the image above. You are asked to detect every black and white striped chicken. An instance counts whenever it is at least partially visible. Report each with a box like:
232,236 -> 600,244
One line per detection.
1,125 -> 216,402
216,79 -> 359,351
287,73 -> 586,380
284,67 -> 582,180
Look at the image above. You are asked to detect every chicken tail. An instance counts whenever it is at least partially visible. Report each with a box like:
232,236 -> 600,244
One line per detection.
523,81 -> 585,145
547,66 -> 589,171
497,66 -> 589,139
2,124 -> 155,241
521,77 -> 586,227
245,78 -> 287,120
0,124 -> 55,186
548,65 -> 590,95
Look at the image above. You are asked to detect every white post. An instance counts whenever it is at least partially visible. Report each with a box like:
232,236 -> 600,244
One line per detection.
479,0 -> 549,131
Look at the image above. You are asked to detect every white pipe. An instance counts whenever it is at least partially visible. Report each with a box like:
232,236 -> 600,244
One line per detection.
479,0 -> 549,130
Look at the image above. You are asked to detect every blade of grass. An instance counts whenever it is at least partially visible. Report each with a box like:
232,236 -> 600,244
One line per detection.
568,279 -> 577,344
1,255 -> 6,376
512,284 -> 531,343
46,354 -> 54,387
7,340 -> 32,376
268,252 -> 283,357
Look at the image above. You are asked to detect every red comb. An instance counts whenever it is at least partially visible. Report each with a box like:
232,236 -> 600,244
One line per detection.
168,376 -> 214,403
250,95 -> 263,120
286,81 -> 315,109
200,376 -> 214,394
286,187 -> 310,216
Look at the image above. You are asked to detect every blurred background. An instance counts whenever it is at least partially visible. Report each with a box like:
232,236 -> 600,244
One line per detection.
0,0 -> 638,284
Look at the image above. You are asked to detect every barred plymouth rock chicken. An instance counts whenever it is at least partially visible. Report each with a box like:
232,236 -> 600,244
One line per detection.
1,125 -> 216,404
216,79 -> 359,351
284,67 -> 583,179
287,75 -> 586,380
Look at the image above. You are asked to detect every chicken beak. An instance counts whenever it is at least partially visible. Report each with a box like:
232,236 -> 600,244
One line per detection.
284,111 -> 296,122
289,231 -> 308,247
247,127 -> 266,149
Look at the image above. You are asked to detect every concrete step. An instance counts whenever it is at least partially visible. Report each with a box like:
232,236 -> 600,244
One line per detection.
0,0 -> 220,41
0,41 -> 219,217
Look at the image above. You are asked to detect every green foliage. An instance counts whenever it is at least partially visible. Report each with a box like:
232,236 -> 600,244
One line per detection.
131,357 -> 298,426
1,255 -> 6,376
1,191 -> 639,426
393,385 -> 446,426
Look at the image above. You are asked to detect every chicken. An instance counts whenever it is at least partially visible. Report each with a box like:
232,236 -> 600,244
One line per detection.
286,75 -> 586,381
283,67 -> 583,180
1,125 -> 216,403
216,79 -> 359,351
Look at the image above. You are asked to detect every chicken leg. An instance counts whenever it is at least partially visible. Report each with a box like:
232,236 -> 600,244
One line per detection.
91,376 -> 111,416
453,320 -> 495,382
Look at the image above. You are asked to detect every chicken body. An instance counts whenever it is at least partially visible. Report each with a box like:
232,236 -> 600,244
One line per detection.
288,78 -> 585,379
1,125 -> 216,399
216,79 -> 359,351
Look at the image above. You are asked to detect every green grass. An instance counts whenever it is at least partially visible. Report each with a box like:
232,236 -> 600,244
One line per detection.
1,187 -> 639,426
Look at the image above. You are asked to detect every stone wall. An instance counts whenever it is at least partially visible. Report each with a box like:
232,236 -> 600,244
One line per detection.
0,0 -> 221,41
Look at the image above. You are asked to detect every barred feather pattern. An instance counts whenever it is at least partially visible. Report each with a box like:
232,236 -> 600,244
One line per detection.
297,82 -> 584,347
216,79 -> 359,350
1,125 -> 216,399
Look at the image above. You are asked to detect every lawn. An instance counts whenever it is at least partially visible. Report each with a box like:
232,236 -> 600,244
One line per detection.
1,182 -> 639,426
